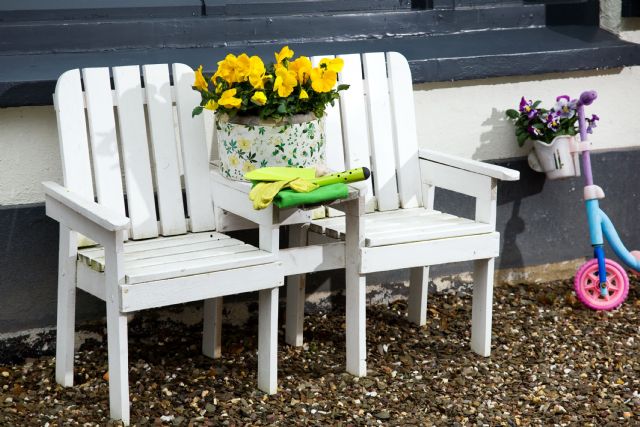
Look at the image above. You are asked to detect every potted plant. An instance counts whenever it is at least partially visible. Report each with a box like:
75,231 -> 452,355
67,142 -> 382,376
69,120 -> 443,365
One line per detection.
506,95 -> 599,179
192,46 -> 348,180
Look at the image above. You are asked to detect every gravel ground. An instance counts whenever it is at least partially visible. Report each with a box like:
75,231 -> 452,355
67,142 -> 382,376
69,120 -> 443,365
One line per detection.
1,278 -> 640,426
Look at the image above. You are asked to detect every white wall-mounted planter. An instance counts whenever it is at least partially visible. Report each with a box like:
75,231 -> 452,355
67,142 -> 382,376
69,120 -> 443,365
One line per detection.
216,113 -> 326,181
527,135 -> 581,180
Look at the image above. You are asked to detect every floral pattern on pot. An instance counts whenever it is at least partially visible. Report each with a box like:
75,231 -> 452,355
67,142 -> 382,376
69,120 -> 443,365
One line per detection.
216,114 -> 326,181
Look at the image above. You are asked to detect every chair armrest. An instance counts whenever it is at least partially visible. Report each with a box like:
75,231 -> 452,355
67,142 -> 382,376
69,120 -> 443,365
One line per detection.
43,181 -> 130,232
419,148 -> 519,181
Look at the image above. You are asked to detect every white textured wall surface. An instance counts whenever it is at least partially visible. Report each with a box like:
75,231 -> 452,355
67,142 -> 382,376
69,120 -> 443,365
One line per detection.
0,106 -> 60,206
413,66 -> 640,161
1,62 -> 639,206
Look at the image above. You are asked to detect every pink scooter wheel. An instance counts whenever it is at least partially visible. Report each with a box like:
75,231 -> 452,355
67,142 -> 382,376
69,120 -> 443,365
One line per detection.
574,259 -> 629,310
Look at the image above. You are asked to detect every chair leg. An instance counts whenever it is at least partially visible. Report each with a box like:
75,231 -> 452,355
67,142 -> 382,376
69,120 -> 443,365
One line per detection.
258,287 -> 279,394
56,225 -> 77,387
345,197 -> 366,377
408,266 -> 430,326
202,297 -> 222,359
106,299 -> 130,425
104,232 -> 130,425
346,272 -> 367,377
471,258 -> 495,357
285,224 -> 307,347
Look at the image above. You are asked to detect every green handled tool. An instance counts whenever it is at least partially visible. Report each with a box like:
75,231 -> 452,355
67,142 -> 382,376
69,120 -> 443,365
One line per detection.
309,167 -> 371,187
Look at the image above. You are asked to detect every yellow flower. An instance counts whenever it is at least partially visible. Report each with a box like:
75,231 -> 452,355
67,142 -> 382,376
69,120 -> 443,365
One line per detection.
273,65 -> 297,97
242,162 -> 256,173
228,154 -> 240,167
193,65 -> 208,91
204,99 -> 218,111
289,56 -> 312,84
251,91 -> 267,106
238,138 -> 252,151
299,88 -> 309,100
235,53 -> 252,80
213,54 -> 238,83
275,46 -> 294,64
218,88 -> 242,109
310,67 -> 337,93
319,57 -> 344,73
248,56 -> 267,89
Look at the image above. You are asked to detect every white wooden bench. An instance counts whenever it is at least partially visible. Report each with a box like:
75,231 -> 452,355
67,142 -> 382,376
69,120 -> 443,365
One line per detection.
44,64 -> 284,425
211,52 -> 519,377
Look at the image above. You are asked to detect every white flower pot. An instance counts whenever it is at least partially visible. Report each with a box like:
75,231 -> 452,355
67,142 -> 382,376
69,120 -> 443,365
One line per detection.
216,113 -> 326,181
527,135 -> 580,180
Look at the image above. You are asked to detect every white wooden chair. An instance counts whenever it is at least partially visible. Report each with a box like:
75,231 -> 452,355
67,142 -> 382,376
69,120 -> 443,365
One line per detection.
209,52 -> 518,377
285,52 -> 520,375
44,64 -> 284,425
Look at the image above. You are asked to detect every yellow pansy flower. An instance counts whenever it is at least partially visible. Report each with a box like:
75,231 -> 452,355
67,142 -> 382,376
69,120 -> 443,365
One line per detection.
310,68 -> 337,93
275,46 -> 294,64
289,56 -> 312,84
242,162 -> 256,173
213,54 -> 238,83
299,88 -> 309,100
238,138 -> 252,151
204,99 -> 218,111
228,154 -> 240,167
218,88 -> 242,109
273,65 -> 297,97
319,57 -> 344,73
193,65 -> 208,91
235,53 -> 252,80
248,56 -> 266,89
251,91 -> 267,106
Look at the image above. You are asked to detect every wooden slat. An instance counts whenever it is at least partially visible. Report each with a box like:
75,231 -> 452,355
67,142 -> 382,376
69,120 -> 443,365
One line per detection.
82,238 -> 246,271
112,65 -> 159,239
125,249 -> 276,284
54,69 -> 94,201
337,54 -> 374,211
386,52 -> 422,209
362,52 -> 399,211
142,64 -> 187,236
366,222 -> 493,247
82,68 -> 126,219
360,232 -> 500,274
120,263 -> 283,312
173,63 -> 216,232
421,159 -> 493,199
311,55 -> 345,173
78,231 -> 229,258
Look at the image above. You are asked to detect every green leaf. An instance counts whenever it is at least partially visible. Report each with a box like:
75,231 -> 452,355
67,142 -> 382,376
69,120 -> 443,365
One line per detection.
337,84 -> 350,91
532,100 -> 542,108
191,106 -> 204,117
277,103 -> 287,114
505,109 -> 519,119
517,132 -> 528,147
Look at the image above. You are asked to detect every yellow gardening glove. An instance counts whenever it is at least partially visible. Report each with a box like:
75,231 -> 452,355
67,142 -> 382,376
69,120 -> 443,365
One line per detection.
248,178 -> 319,210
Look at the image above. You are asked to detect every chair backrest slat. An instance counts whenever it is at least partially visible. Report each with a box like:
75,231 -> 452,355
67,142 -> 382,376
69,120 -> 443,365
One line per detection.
173,63 -> 216,232
54,70 -> 94,201
311,55 -> 345,173
362,52 -> 399,211
386,52 -> 422,209
142,64 -> 187,236
82,68 -> 127,220
336,54 -> 374,210
112,65 -> 159,239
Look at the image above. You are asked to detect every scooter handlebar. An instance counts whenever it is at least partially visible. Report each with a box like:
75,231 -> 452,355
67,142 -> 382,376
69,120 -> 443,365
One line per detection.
579,90 -> 597,106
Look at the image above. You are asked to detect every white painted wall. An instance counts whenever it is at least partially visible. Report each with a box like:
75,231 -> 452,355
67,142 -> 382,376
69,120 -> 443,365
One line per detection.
413,66 -> 640,161
1,61 -> 639,206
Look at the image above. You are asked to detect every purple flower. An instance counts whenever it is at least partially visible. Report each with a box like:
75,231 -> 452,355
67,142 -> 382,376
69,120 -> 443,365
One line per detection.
553,95 -> 578,119
586,113 -> 599,134
527,126 -> 542,137
545,111 -> 561,132
519,96 -> 538,118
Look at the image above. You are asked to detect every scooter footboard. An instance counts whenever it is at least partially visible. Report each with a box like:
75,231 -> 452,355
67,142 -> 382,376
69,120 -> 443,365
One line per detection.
599,209 -> 640,270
